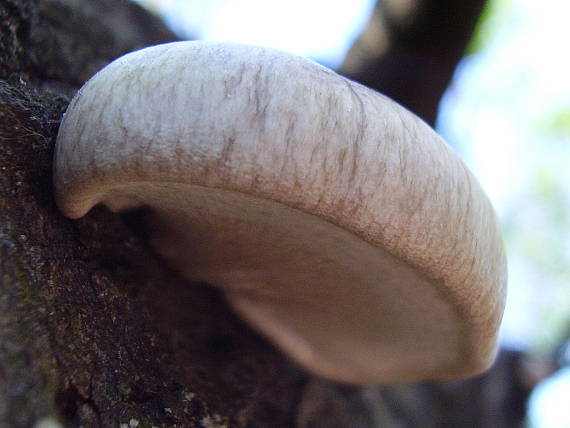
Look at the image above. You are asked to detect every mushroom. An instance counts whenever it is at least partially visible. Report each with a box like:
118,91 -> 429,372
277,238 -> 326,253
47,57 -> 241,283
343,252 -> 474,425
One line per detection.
53,41 -> 507,384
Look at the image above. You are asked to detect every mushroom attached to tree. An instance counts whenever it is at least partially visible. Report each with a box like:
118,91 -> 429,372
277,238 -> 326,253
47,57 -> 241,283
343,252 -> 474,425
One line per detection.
53,41 -> 507,384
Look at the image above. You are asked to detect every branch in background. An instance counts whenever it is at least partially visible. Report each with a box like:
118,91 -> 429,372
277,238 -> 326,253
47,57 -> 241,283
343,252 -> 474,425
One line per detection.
341,0 -> 487,126
0,0 -> 179,87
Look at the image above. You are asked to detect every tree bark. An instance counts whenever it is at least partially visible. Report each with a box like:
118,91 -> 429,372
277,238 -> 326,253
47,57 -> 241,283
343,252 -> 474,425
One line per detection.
0,1 -> 547,427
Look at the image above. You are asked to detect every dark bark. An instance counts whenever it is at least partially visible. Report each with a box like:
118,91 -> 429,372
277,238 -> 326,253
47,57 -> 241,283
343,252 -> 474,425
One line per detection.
0,0 -> 177,87
341,0 -> 487,126
0,0 -> 551,427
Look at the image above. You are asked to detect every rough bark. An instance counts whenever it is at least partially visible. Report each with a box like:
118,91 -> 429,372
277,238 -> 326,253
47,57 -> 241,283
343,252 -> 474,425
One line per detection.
0,0 -> 551,427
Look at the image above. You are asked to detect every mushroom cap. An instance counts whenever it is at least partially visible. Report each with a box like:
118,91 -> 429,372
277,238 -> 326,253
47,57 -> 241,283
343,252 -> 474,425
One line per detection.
54,41 -> 507,384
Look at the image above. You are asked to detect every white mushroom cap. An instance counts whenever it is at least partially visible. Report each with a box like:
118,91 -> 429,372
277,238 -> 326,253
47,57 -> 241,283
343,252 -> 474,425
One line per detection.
54,41 -> 507,384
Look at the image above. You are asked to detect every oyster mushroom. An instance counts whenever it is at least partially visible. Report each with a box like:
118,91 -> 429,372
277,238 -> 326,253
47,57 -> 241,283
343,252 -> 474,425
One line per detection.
53,41 -> 507,384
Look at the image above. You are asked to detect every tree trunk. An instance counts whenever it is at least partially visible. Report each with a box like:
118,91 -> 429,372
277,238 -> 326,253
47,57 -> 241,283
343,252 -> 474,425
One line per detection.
0,1 -> 545,427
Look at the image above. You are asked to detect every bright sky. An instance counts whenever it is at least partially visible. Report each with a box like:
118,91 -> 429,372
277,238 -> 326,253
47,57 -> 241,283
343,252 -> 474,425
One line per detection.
440,0 -> 570,212
139,0 -> 375,67
529,367 -> 570,428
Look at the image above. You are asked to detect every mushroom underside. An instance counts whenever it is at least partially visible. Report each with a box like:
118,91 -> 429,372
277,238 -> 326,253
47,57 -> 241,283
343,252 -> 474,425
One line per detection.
100,181 -> 465,384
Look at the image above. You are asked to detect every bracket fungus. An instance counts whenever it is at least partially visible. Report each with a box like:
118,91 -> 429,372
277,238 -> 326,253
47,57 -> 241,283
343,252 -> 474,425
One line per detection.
53,41 -> 507,384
